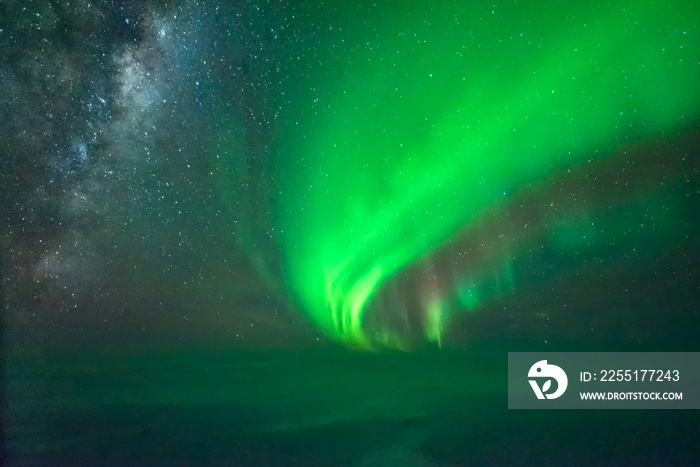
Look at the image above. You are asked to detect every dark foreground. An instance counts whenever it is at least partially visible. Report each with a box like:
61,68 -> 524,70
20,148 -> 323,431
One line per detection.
4,349 -> 697,466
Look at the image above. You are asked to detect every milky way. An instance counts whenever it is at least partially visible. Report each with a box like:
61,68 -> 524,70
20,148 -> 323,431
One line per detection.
2,1 -> 699,351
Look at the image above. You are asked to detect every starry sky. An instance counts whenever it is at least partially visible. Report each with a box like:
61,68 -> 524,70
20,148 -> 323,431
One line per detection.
2,0 -> 699,353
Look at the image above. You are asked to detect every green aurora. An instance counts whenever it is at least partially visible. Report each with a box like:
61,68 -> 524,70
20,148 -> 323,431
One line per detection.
219,0 -> 700,347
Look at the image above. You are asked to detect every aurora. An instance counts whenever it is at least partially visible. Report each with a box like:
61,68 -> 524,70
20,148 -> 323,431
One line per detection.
218,0 -> 700,347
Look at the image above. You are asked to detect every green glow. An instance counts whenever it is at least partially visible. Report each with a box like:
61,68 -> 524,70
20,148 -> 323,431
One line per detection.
458,287 -> 481,312
222,0 -> 700,346
426,299 -> 445,349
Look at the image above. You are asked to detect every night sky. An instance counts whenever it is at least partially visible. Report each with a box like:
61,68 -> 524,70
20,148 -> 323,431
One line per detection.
3,0 -> 700,353
3,1 -> 700,465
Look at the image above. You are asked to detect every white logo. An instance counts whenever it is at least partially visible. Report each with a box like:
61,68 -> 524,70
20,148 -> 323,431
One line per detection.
528,360 -> 568,399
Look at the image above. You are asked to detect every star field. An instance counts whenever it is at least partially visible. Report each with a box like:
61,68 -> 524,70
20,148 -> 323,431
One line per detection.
2,0 -> 699,352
